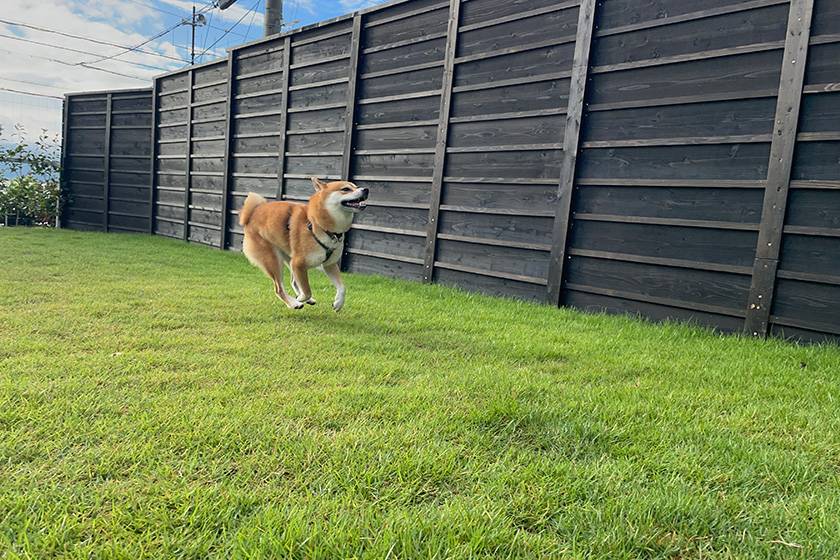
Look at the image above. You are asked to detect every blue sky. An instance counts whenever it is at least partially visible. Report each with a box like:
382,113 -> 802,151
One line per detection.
0,0 -> 388,144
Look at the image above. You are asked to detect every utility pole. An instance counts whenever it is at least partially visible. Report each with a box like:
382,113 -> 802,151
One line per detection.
217,0 -> 295,38
191,5 -> 196,65
182,6 -> 206,65
264,0 -> 282,36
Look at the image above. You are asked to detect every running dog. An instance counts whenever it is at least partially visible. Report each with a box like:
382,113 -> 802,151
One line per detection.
238,178 -> 369,312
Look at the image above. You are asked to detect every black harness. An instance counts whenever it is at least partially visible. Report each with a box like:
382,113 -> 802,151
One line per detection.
285,214 -> 343,263
307,221 -> 343,263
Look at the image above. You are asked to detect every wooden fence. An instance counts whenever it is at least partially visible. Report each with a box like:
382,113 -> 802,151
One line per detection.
61,88 -> 153,233
62,0 -> 840,343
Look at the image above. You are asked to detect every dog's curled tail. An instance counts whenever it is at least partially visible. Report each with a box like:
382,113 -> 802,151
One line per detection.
239,192 -> 267,226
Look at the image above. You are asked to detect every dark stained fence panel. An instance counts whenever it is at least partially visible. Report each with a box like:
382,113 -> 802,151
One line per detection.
590,3 -> 789,68
563,0 -> 789,334
563,289 -> 748,333
62,89 -> 152,233
154,71 -> 189,241
424,0 -> 581,300
283,24 -> 354,212
587,50 -> 784,110
773,0 -> 840,334
152,59 -> 229,248
434,267 -> 547,302
771,18 -> 840,340
344,0 -> 449,279
581,98 -> 778,145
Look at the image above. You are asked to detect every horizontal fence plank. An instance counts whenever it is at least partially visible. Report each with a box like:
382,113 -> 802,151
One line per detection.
434,261 -> 548,286
436,233 -> 551,252
565,283 -> 747,319
568,248 -> 753,276
595,0 -> 787,37
572,213 -> 761,232
346,248 -> 424,265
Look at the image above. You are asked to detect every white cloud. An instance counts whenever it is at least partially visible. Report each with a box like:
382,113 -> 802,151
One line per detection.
74,0 -> 158,28
0,0 -> 388,140
0,0 -> 181,137
3,2 -> 175,88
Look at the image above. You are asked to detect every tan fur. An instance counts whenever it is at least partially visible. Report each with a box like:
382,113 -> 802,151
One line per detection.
238,192 -> 265,226
239,178 -> 368,312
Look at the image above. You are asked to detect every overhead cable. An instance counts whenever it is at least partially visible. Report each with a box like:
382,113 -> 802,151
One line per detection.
83,0 -> 219,66
0,17 -> 183,63
0,86 -> 63,99
0,33 -> 169,72
192,0 -> 261,65
0,46 -> 148,81
1,76 -> 66,90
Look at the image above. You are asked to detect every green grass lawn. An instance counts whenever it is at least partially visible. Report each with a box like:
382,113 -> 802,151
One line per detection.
1,228 -> 839,559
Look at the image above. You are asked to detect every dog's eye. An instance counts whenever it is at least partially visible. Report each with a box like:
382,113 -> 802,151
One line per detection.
341,187 -> 352,192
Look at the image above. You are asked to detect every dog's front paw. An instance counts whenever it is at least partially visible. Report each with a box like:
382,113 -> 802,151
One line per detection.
287,300 -> 305,310
303,297 -> 316,305
332,299 -> 344,313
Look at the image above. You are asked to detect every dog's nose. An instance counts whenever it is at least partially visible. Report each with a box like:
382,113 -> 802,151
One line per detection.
360,187 -> 369,199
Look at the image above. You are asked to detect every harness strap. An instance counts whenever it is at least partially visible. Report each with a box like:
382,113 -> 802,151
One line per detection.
324,229 -> 343,243
307,221 -> 336,262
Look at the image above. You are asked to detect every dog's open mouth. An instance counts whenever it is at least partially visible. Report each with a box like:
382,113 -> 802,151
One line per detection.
341,193 -> 368,211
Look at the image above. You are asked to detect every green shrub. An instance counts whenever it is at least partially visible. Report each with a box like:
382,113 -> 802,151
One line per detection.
0,124 -> 63,227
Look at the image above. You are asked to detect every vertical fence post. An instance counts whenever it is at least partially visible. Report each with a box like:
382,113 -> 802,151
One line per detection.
59,95 -> 70,229
546,0 -> 598,306
339,14 -> 363,273
103,93 -> 113,233
183,69 -> 194,242
342,14 -> 362,182
219,56 -> 235,251
275,35 -> 292,202
744,0 -> 813,337
423,0 -> 460,284
149,79 -> 160,235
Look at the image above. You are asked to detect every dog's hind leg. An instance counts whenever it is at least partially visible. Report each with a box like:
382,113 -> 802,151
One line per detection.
243,234 -> 303,310
322,262 -> 346,312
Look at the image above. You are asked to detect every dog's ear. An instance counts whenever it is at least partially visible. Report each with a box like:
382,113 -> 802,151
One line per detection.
311,178 -> 327,192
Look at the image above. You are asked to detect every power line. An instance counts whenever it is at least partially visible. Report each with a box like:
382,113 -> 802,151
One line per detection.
0,76 -> 66,91
0,33 -> 170,72
198,9 -> 215,64
121,0 -> 192,19
0,2 -> 256,76
206,22 -> 251,39
0,0 -> 266,94
81,20 -> 189,66
192,0 -> 261,64
118,0 -> 252,39
77,63 -> 150,80
244,0 -> 262,43
0,18 -> 184,63
82,0 -> 220,66
0,87 -> 62,100
0,47 -> 149,81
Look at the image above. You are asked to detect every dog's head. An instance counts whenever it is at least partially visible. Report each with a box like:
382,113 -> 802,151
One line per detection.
311,178 -> 369,214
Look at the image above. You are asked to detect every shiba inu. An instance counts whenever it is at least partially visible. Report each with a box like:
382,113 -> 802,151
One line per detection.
238,178 -> 369,312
